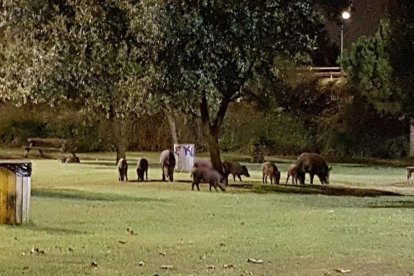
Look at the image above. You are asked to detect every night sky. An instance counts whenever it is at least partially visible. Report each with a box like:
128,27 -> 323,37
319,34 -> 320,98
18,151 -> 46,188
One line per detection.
324,0 -> 389,49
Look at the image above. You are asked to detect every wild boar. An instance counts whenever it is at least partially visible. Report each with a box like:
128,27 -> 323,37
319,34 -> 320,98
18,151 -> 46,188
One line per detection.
65,156 -> 80,163
286,164 -> 298,185
408,172 -> 414,185
193,160 -> 212,169
262,162 -> 280,184
160,149 -> 176,182
58,156 -> 80,163
136,158 -> 149,181
191,167 -> 226,192
118,158 -> 128,182
222,161 -> 250,185
296,153 -> 331,185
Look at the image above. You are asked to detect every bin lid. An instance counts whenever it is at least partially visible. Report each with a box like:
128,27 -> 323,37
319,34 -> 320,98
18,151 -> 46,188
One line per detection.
0,160 -> 32,177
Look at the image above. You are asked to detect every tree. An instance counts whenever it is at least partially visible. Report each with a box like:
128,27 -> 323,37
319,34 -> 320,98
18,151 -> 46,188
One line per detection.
145,0 -> 322,172
0,0 -> 152,162
341,20 -> 402,114
388,0 -> 414,155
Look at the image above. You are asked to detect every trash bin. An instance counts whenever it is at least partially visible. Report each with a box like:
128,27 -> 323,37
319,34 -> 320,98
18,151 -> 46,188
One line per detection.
174,144 -> 195,172
0,160 -> 32,225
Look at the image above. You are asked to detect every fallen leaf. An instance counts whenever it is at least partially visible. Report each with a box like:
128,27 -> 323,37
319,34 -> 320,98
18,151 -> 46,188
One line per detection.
159,252 -> 166,256
223,264 -> 235,269
127,228 -> 137,235
247,258 -> 263,264
335,268 -> 351,273
30,248 -> 46,255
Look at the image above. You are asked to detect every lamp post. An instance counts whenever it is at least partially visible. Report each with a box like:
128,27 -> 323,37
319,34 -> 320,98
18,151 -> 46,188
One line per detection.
340,10 -> 351,60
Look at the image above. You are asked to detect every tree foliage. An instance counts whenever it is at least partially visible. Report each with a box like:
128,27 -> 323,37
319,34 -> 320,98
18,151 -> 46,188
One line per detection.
0,0 -> 159,160
1,0 -> 151,116
341,20 -> 402,114
145,0 -> 322,169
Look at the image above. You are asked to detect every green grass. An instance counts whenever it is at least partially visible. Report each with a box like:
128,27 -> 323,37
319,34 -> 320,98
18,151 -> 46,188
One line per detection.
1,150 -> 414,275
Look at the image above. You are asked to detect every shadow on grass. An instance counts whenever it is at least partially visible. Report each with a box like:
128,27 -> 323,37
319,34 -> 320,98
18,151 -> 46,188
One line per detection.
367,199 -> 414,208
83,161 -> 163,168
22,222 -> 90,235
32,189 -> 167,203
229,183 -> 403,197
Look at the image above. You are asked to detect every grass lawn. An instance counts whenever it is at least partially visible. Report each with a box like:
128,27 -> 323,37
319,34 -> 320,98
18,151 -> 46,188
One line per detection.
1,149 -> 414,275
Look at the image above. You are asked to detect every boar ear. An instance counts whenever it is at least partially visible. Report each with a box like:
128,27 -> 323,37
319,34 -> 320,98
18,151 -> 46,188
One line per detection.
329,166 -> 333,171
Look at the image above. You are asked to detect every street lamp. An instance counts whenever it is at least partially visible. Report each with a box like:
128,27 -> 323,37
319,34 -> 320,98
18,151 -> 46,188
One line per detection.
340,9 -> 351,60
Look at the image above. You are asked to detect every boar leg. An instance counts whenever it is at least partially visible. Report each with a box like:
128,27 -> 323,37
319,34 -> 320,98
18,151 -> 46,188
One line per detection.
310,173 -> 314,185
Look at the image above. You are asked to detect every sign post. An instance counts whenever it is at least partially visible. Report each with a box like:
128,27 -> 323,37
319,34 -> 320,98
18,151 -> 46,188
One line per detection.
174,144 -> 195,172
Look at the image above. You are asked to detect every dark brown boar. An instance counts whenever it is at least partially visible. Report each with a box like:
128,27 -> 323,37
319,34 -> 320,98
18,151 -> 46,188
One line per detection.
296,153 -> 331,185
262,162 -> 280,184
191,167 -> 226,192
136,158 -> 149,181
286,164 -> 298,185
160,149 -> 176,182
222,161 -> 250,185
193,160 -> 212,169
118,158 -> 128,182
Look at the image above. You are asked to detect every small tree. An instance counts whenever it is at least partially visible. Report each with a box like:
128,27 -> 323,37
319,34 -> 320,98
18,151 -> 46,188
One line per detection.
145,0 -> 322,171
341,20 -> 402,114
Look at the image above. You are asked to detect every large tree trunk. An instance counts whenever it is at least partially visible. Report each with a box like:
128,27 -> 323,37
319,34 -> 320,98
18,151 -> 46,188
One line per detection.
109,104 -> 126,164
206,128 -> 223,173
166,111 -> 178,146
200,93 -> 230,174
112,120 -> 126,164
410,123 -> 414,157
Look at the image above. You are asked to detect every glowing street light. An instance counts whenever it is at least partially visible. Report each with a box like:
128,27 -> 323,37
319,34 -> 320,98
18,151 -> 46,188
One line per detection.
340,9 -> 351,60
341,10 -> 351,20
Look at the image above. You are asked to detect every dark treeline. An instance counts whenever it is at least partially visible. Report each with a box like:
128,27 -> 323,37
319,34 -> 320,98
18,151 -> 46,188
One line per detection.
1,80 -> 408,159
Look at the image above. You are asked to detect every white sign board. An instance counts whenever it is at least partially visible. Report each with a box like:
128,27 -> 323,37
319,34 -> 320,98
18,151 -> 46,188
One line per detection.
174,144 -> 195,172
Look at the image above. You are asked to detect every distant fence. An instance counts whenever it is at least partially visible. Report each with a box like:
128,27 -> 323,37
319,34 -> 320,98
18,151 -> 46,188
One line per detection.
308,67 -> 345,80
296,67 -> 345,80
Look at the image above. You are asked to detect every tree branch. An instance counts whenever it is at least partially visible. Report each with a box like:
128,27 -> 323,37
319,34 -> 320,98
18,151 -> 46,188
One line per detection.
212,96 -> 230,135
